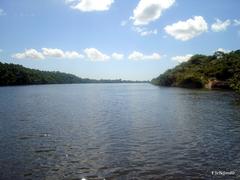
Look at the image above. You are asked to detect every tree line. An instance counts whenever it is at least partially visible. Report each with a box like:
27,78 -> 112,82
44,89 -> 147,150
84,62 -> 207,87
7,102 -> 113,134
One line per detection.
0,62 -> 148,86
151,50 -> 240,93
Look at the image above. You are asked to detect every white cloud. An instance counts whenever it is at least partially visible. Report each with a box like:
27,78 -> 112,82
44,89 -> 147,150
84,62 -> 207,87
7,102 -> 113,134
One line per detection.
172,54 -> 193,63
42,48 -> 84,59
42,48 -> 65,58
128,51 -> 161,61
233,19 -> 240,26
84,48 -> 110,61
112,53 -> 124,60
65,51 -> 84,59
211,19 -> 231,32
130,0 -> 175,26
164,16 -> 208,41
128,51 -> 144,60
66,0 -> 114,12
0,8 -> 6,16
132,27 -> 158,36
0,49 -> 2,53
12,49 -> 45,60
216,48 -> 230,53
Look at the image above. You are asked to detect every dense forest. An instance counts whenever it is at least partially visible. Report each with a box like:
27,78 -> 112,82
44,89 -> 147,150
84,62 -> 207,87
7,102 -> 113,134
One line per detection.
0,62 -> 147,86
152,50 -> 240,93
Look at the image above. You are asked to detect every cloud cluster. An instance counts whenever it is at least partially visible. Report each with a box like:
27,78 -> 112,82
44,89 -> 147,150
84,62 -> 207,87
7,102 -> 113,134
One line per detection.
42,48 -> 65,58
42,48 -> 84,59
83,48 -> 124,61
211,19 -> 231,32
164,16 -> 208,41
12,49 -> 45,60
131,0 -> 175,26
84,48 -> 110,61
63,1 -> 239,41
172,54 -> 192,63
66,0 -> 114,12
12,48 -> 162,62
12,48 -> 84,60
128,51 -> 161,61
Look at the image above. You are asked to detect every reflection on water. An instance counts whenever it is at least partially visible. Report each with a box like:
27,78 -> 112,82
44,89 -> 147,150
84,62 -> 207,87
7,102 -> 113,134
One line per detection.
0,84 -> 240,179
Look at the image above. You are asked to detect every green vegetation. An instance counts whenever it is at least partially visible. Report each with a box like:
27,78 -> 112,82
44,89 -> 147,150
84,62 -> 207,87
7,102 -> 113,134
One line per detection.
0,62 -> 82,85
0,62 -> 148,86
152,50 -> 240,93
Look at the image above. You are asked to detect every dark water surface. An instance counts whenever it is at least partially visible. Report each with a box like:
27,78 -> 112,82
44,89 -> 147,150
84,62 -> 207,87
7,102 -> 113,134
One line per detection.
0,83 -> 240,180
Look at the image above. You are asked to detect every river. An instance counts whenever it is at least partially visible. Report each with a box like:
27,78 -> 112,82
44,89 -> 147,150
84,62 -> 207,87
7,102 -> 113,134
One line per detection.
0,83 -> 239,179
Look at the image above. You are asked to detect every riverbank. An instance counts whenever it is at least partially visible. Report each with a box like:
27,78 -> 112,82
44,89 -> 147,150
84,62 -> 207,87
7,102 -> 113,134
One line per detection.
152,50 -> 240,93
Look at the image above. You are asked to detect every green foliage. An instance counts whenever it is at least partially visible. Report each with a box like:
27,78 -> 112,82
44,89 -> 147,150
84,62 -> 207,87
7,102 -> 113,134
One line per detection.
178,76 -> 203,88
0,62 -> 148,86
230,73 -> 240,93
0,62 -> 84,85
152,50 -> 240,93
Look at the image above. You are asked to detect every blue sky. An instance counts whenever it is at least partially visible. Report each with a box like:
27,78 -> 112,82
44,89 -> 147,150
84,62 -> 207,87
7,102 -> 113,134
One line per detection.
0,0 -> 239,80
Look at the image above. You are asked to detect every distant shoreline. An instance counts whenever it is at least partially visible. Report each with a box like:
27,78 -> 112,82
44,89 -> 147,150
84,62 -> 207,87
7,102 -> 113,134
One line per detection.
0,81 -> 150,87
0,61 -> 149,86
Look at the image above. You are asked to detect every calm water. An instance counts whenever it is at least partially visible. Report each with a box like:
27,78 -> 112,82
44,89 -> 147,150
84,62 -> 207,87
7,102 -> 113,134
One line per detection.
0,83 -> 240,180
